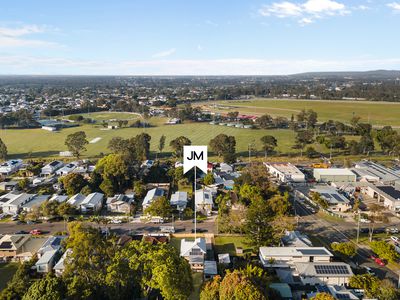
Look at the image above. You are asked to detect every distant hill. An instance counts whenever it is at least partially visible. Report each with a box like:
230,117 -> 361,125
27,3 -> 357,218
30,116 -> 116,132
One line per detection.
289,70 -> 400,80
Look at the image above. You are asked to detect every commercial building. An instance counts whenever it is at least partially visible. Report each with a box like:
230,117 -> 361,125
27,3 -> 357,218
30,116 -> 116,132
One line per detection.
352,160 -> 400,185
264,162 -> 305,183
313,168 -> 356,183
310,186 -> 351,212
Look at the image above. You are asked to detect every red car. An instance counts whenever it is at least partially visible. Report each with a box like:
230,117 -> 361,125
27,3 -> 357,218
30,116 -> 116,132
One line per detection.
370,255 -> 386,266
29,229 -> 42,235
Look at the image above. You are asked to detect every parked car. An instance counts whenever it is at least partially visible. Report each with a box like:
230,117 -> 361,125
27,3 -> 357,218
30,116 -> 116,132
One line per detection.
386,227 -> 399,234
26,220 -> 36,225
360,218 -> 371,223
192,228 -> 208,233
15,230 -> 28,234
363,266 -> 375,275
391,236 -> 399,243
29,229 -> 42,235
111,219 -> 122,224
374,228 -> 385,234
370,254 -> 386,266
360,228 -> 369,233
11,215 -> 19,221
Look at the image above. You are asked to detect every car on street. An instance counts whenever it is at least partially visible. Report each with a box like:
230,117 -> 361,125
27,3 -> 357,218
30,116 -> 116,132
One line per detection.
111,219 -> 122,224
29,229 -> 42,235
191,228 -> 208,233
391,236 -> 399,243
26,220 -> 36,225
11,215 -> 19,221
370,254 -> 386,266
386,227 -> 399,234
15,230 -> 28,234
363,266 -> 375,275
360,228 -> 369,233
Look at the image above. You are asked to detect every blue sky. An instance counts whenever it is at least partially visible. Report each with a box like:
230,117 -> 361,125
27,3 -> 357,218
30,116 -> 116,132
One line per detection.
1,0 -> 400,75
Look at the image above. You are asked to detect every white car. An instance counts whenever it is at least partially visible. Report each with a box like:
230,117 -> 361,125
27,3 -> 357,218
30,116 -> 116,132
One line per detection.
391,236 -> 399,243
111,219 -> 122,224
363,266 -> 375,275
360,218 -> 371,223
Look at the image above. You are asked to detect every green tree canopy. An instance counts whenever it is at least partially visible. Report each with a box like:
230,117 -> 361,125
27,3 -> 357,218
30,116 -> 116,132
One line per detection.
65,131 -> 88,158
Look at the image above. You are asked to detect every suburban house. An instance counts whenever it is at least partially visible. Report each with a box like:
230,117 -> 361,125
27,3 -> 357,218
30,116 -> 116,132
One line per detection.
21,194 -> 51,212
219,163 -> 233,173
79,193 -> 104,213
0,180 -> 19,191
213,171 -> 240,190
281,231 -> 313,248
264,162 -> 306,183
259,247 -> 333,268
309,285 -> 359,300
313,168 -> 356,183
49,194 -> 69,203
0,234 -> 47,262
142,188 -> 165,209
170,191 -> 188,211
293,262 -> 353,286
106,193 -> 134,214
310,186 -> 351,212
55,162 -> 78,176
0,159 -> 23,176
180,238 -> 207,271
35,249 -> 59,273
0,192 -> 36,215
195,189 -> 213,216
68,192 -> 104,213
41,161 -> 64,176
54,249 -> 72,276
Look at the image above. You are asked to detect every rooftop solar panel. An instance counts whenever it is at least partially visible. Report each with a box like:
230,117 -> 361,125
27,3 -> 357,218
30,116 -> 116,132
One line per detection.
298,249 -> 330,255
314,265 -> 350,275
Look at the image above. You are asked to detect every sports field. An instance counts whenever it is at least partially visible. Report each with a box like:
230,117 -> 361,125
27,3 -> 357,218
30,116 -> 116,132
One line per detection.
197,99 -> 400,127
0,116 -> 299,159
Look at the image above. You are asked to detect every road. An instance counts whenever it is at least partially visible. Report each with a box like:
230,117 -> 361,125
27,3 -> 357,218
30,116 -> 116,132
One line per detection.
0,218 -> 217,235
294,198 -> 400,283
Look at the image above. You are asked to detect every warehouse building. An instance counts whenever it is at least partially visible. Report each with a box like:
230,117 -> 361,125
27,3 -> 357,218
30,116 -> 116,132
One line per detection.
313,168 -> 356,183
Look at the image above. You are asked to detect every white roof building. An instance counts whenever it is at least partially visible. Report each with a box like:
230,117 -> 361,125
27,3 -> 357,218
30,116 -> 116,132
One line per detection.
41,161 -> 64,176
142,188 -> 164,208
313,168 -> 356,183
264,162 -> 305,183
259,247 -> 333,268
0,192 -> 36,215
56,162 -> 78,176
79,192 -> 104,213
195,189 -> 213,215
311,186 -> 351,212
0,159 -> 23,176
352,160 -> 400,185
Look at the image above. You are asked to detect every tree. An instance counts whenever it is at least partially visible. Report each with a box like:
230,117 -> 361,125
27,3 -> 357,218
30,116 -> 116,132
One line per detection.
133,133 -> 151,160
96,154 -> 130,195
133,180 -> 146,199
244,197 -> 275,248
65,131 -> 88,158
305,146 -> 319,158
170,136 -> 191,157
18,178 -> 30,190
144,196 -> 172,218
158,134 -> 166,158
0,138 -> 7,160
200,276 -> 221,300
331,242 -> 356,257
359,133 -> 374,154
203,172 -> 215,186
295,130 -> 314,155
256,114 -> 273,129
209,134 -> 236,163
22,274 -> 65,300
40,200 -> 60,218
108,137 -> 129,155
370,241 -> 399,262
310,192 -> 329,209
260,135 -> 277,158
62,173 -> 87,196
219,270 -> 266,300
0,260 -> 35,300
297,109 -> 318,129
311,293 -> 335,300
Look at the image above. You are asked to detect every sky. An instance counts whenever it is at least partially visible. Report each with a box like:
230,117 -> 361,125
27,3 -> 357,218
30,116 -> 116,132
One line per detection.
1,0 -> 400,75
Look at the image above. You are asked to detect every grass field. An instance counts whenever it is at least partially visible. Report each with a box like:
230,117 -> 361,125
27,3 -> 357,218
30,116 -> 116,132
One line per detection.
0,263 -> 18,290
198,99 -> 400,127
214,235 -> 253,256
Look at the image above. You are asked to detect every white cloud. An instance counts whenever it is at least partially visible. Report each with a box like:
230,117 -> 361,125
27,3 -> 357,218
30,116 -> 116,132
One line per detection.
259,0 -> 349,24
0,24 -> 59,48
387,2 -> 400,11
1,55 -> 400,75
152,48 -> 176,58
355,5 -> 370,11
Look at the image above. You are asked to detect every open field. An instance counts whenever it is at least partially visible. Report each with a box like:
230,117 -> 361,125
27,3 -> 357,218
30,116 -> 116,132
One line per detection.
214,235 -> 253,256
0,110 -> 375,160
197,99 -> 400,127
0,263 -> 18,290
74,111 -> 141,122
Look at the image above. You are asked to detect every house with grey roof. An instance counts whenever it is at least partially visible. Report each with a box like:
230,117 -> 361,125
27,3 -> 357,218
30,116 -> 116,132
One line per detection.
195,189 -> 213,216
142,188 -> 164,209
0,192 -> 36,215
41,161 -> 64,177
259,247 -> 333,268
170,191 -> 188,211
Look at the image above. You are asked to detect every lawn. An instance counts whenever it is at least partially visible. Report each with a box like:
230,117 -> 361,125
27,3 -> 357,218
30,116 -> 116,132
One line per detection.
197,99 -> 400,126
0,115 -> 300,159
0,263 -> 18,290
189,272 -> 203,300
75,111 -> 141,122
214,235 -> 253,256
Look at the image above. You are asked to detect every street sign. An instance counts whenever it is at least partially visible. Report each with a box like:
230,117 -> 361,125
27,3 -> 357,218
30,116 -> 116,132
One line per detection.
183,145 -> 208,174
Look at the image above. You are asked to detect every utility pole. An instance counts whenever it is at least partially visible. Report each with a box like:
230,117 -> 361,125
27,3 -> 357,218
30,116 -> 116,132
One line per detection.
356,210 -> 361,244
